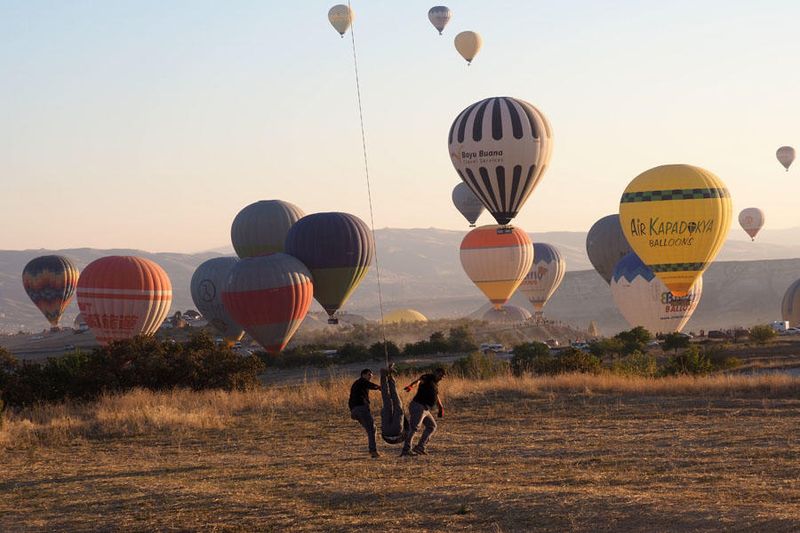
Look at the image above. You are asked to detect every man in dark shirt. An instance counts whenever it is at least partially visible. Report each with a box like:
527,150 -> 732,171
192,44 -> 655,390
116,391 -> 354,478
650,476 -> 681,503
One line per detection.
349,368 -> 381,458
400,367 -> 446,456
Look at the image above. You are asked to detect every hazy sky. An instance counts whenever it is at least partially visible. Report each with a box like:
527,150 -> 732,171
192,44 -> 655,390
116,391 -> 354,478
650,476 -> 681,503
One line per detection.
3,1 -> 800,252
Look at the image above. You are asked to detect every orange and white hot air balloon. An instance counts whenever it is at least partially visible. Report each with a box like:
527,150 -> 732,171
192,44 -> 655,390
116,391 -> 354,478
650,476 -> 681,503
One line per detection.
738,208 -> 765,241
459,225 -> 533,309
76,256 -> 172,345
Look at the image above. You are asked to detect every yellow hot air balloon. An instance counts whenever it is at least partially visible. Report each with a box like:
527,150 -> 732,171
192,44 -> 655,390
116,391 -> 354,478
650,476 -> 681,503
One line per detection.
454,31 -> 482,65
460,225 -> 533,309
619,164 -> 732,297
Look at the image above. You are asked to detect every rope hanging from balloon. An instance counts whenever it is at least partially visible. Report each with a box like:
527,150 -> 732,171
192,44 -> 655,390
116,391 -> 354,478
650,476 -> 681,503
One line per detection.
347,1 -> 390,367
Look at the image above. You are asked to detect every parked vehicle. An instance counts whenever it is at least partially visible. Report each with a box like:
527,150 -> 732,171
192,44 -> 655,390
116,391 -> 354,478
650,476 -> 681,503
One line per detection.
770,320 -> 790,333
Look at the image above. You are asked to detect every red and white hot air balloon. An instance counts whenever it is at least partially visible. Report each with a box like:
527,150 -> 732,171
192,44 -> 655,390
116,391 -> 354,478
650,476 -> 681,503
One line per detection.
222,253 -> 313,353
738,208 -> 765,241
76,256 -> 172,345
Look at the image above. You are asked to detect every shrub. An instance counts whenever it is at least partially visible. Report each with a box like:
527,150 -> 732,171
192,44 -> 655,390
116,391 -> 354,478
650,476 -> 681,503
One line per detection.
588,338 -> 625,359
555,347 -> 602,374
512,345 -> 600,376
337,343 -> 373,363
661,333 -> 690,354
510,342 -> 550,376
615,326 -> 652,355
661,346 -> 712,376
749,325 -> 777,345
447,326 -> 478,353
368,341 -> 401,361
611,351 -> 658,377
451,352 -> 508,380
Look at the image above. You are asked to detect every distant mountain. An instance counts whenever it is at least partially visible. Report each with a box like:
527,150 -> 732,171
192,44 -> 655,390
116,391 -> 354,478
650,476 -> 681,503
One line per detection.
2,227 -> 799,335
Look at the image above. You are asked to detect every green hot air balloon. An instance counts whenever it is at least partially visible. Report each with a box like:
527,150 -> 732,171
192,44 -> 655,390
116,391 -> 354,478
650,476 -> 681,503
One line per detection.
284,212 -> 374,324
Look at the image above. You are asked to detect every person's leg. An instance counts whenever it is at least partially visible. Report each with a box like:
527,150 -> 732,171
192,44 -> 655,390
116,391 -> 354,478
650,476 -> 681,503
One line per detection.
351,405 -> 377,452
414,410 -> 437,452
402,401 -> 424,452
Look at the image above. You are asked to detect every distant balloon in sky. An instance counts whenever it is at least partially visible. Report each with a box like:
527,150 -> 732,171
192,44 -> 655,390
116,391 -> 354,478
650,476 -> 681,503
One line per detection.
619,164 -> 732,297
518,243 -> 566,317
231,200 -> 305,259
782,279 -> 800,326
284,212 -> 374,324
76,256 -> 172,345
328,5 -> 354,37
460,225 -> 533,309
738,208 -> 765,241
452,182 -> 485,227
222,253 -> 313,353
586,214 -> 632,285
776,146 -> 795,171
190,257 -> 244,343
428,6 -> 452,35
448,97 -> 553,226
454,31 -> 482,64
22,255 -> 80,327
611,252 -> 702,334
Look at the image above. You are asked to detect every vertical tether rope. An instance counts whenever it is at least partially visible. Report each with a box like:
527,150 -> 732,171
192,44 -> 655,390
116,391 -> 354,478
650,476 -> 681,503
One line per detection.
347,1 -> 389,368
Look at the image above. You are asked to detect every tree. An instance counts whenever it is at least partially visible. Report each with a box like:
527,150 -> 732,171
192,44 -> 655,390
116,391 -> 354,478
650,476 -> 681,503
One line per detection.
510,342 -> 550,376
615,326 -> 652,355
749,325 -> 777,345
661,333 -> 690,354
447,326 -> 478,352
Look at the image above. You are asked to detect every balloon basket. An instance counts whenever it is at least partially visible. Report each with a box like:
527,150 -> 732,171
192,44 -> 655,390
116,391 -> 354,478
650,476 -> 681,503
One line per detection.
328,317 -> 339,325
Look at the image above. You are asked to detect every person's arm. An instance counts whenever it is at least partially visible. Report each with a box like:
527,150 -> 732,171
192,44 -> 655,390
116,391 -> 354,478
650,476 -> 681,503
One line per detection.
403,377 -> 422,392
437,397 -> 444,418
369,381 -> 381,390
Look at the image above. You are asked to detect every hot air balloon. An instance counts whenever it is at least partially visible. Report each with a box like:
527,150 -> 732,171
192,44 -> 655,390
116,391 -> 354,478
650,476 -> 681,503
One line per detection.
448,97 -> 553,226
518,243 -> 566,317
452,182 -> 485,227
22,255 -> 80,328
454,31 -> 482,64
284,212 -> 374,324
460,225 -> 533,309
481,304 -> 531,324
782,279 -> 800,326
76,256 -> 172,345
190,257 -> 244,343
586,214 -> 633,284
384,308 -> 428,324
231,200 -> 305,258
328,4 -> 354,37
428,6 -> 451,35
222,253 -> 313,353
777,146 -> 795,171
619,164 -> 732,297
738,208 -> 765,241
611,252 -> 702,334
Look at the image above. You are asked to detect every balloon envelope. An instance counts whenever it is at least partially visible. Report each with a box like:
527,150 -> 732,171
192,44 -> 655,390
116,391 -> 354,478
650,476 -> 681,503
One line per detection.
448,97 -> 553,226
231,200 -> 304,258
284,212 -> 374,320
428,6 -> 452,34
454,30 -> 482,63
611,252 -> 702,334
384,309 -> 427,324
777,146 -> 795,171
619,164 -> 731,297
518,243 -> 566,315
76,256 -> 172,345
22,255 -> 80,327
190,257 -> 244,342
460,225 -> 533,309
586,214 -> 632,284
482,304 -> 531,324
452,182 -> 485,226
738,207 -> 765,241
782,279 -> 800,326
328,4 -> 354,36
222,253 -> 313,353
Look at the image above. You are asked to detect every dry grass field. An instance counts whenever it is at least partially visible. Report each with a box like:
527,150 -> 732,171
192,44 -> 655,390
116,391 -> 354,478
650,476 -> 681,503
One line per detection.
2,373 -> 800,532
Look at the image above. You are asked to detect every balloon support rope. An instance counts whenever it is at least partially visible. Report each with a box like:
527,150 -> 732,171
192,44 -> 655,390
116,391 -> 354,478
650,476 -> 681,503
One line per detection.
348,1 -> 390,367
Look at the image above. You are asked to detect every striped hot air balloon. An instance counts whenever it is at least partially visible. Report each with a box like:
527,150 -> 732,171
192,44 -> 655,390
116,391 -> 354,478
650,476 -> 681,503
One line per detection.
611,252 -> 702,334
231,200 -> 305,258
782,279 -> 800,326
22,255 -> 80,327
448,96 -> 552,226
190,257 -> 244,343
222,253 -> 313,353
518,243 -> 566,317
586,214 -> 633,284
284,212 -> 373,324
452,182 -> 485,227
460,225 -> 533,309
76,256 -> 172,345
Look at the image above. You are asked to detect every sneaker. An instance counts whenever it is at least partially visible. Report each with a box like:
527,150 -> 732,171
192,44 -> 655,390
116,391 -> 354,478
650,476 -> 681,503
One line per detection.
412,447 -> 428,455
399,448 -> 416,457
370,450 -> 381,458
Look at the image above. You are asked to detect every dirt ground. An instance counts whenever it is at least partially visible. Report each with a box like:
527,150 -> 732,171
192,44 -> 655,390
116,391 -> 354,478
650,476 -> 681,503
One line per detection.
2,377 -> 799,532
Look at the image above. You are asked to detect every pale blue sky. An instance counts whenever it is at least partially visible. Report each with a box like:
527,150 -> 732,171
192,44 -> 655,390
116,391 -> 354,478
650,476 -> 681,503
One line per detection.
2,1 -> 799,251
